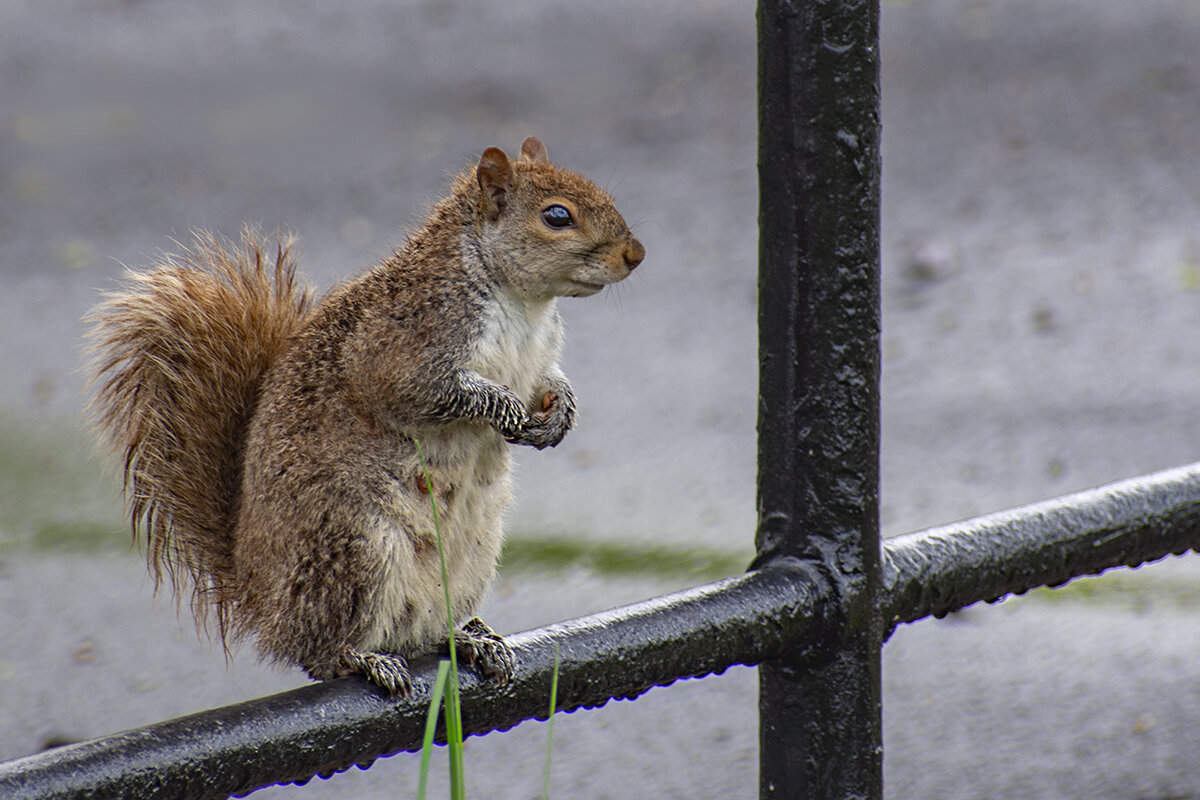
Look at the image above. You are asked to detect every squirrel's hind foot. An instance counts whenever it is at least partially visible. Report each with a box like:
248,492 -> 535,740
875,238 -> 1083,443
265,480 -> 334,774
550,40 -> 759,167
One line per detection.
340,646 -> 413,697
453,617 -> 516,685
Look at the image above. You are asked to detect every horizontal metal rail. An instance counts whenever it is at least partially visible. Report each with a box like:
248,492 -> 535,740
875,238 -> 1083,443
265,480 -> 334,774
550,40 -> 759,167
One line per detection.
882,461 -> 1200,628
0,567 -> 821,800
3,462 -> 1200,799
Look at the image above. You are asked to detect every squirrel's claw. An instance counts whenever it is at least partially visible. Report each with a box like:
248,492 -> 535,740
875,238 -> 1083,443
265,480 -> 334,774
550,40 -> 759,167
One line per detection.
492,397 -> 530,441
505,387 -> 575,449
453,617 -> 516,685
505,418 -> 566,450
341,646 -> 413,697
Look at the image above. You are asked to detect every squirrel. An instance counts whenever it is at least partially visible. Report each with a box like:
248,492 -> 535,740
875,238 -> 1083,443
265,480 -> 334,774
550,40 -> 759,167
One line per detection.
87,137 -> 644,695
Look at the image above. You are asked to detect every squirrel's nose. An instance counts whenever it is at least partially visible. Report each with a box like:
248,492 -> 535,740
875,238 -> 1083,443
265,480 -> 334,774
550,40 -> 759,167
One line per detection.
623,238 -> 645,271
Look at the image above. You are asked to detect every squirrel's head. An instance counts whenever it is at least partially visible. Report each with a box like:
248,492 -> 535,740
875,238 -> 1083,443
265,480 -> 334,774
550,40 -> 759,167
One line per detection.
473,137 -> 644,300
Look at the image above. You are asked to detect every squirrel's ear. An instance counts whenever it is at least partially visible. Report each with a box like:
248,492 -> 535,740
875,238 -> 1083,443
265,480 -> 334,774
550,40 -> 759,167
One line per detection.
477,147 -> 513,223
519,137 -> 550,164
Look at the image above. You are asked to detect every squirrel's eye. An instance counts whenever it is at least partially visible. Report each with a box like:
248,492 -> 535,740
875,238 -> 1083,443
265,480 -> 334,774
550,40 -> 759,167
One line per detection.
541,204 -> 574,229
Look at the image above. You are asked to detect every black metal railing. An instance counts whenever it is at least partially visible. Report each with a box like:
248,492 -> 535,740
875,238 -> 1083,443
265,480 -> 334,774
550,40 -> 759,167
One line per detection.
755,0 -> 882,794
3,2 -> 1198,798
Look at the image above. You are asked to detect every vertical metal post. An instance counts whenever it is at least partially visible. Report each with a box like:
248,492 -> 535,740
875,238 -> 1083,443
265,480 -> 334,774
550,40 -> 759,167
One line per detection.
756,0 -> 882,798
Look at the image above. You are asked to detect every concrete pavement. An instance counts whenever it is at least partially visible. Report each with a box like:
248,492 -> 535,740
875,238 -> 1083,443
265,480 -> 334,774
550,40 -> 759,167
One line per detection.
3,0 -> 1200,796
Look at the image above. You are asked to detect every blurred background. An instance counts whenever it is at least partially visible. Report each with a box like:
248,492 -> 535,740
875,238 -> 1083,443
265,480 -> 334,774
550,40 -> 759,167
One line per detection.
2,1 -> 1200,797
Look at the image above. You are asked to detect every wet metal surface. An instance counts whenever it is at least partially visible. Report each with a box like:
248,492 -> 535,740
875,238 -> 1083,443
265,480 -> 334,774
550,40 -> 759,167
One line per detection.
5,471 -> 1200,797
755,1 -> 883,797
0,567 -> 817,799
881,461 -> 1200,630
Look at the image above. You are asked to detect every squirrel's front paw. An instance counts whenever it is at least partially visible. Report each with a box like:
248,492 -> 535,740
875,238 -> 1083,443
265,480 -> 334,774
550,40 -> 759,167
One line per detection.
491,391 -> 531,440
506,389 -> 575,450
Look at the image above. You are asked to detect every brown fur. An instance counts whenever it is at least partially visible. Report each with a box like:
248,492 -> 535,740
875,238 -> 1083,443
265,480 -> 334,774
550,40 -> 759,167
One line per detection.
87,139 -> 643,693
87,229 -> 313,638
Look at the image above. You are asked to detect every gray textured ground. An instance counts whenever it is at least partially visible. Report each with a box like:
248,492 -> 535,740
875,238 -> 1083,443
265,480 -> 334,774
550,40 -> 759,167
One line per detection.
2,0 -> 1200,797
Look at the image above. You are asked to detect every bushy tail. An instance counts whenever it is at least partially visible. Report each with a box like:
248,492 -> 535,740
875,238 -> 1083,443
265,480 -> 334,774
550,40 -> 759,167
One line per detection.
87,228 -> 314,640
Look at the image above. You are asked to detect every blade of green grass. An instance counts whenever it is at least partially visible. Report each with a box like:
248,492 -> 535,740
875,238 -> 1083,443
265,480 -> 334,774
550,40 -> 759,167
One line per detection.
415,438 -> 465,799
416,660 -> 451,800
541,642 -> 561,800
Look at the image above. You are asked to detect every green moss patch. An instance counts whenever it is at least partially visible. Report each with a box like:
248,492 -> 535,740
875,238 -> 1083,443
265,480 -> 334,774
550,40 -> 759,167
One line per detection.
1023,566 -> 1200,611
0,411 -> 126,552
501,535 -> 750,581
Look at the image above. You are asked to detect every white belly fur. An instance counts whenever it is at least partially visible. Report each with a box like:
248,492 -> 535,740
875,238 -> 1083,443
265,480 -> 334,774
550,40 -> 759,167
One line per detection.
363,292 -> 563,655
